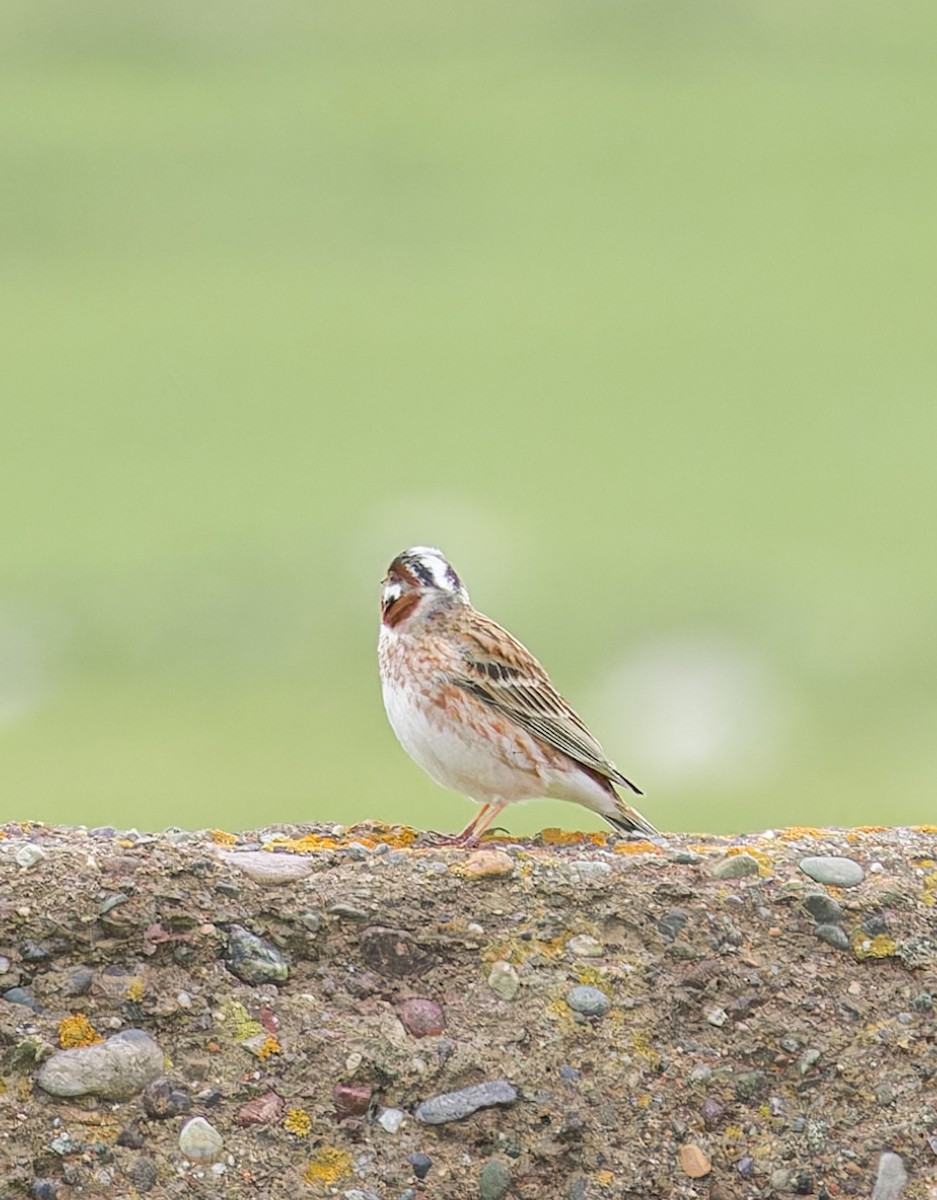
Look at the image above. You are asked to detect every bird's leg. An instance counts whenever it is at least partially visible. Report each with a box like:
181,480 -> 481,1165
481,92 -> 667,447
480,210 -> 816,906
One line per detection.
470,801 -> 507,842
427,803 -> 491,846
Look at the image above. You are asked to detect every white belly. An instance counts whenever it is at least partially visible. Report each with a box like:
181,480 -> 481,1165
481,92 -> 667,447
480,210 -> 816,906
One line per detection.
381,675 -> 542,804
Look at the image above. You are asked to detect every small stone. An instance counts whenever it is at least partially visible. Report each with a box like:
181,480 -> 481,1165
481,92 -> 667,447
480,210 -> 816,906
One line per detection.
215,849 -> 313,884
488,961 -> 520,1000
397,997 -> 445,1037
569,859 -> 612,882
333,1082 -> 372,1119
3,987 -> 40,1011
565,985 -> 610,1017
14,844 -> 45,868
816,924 -> 850,950
802,892 -> 844,924
911,990 -> 934,1013
37,1029 -> 164,1100
409,1153 -> 432,1179
461,849 -> 515,879
224,925 -> 289,985
701,1097 -> 724,1129
872,1152 -> 908,1200
711,854 -> 760,879
657,910 -> 689,940
736,1154 -> 755,1179
705,1005 -> 728,1027
734,1071 -> 765,1100
799,856 -> 864,887
671,850 -> 702,864
415,1080 -> 517,1124
127,1157 -> 158,1193
31,1181 -> 65,1200
479,1158 -> 511,1200
566,934 -> 604,958
178,1116 -> 223,1162
359,926 -> 430,977
378,1107 -> 405,1134
116,1123 -> 145,1149
797,1048 -> 821,1075
235,1091 -> 283,1126
142,1078 -> 191,1119
678,1144 -> 712,1178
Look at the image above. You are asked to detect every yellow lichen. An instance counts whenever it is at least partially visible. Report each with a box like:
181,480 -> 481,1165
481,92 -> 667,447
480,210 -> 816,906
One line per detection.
595,1169 -> 615,1187
284,1108 -> 312,1136
257,1035 -> 281,1060
912,825 -> 937,834
210,829 -> 237,846
777,827 -> 824,840
125,976 -> 145,1003
629,1029 -> 662,1070
269,824 -> 418,855
302,1146 -> 352,1187
921,871 -> 937,907
220,1000 -> 263,1042
58,1013 -> 102,1049
852,933 -> 898,960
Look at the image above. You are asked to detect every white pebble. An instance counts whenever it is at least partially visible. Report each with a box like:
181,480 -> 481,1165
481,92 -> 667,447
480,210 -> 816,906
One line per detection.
378,1107 -> 406,1134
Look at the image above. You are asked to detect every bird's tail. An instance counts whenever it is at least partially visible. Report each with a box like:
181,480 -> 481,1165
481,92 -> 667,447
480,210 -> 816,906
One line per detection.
604,794 -> 663,840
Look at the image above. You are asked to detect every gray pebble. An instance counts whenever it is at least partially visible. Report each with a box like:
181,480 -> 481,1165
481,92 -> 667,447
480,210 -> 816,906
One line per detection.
37,1029 -> 164,1101
377,1107 -> 405,1133
14,844 -> 45,868
565,985 -> 610,1017
3,987 -> 40,1011
415,1080 -> 517,1125
343,1192 -> 380,1200
178,1116 -> 223,1162
488,960 -> 520,1000
224,924 -> 289,984
566,934 -> 604,958
479,1158 -> 511,1200
797,1048 -> 821,1075
711,854 -> 760,879
816,924 -> 850,950
802,892 -> 844,924
569,860 -> 612,882
670,850 -> 702,864
799,856 -> 864,887
872,1151 -> 908,1200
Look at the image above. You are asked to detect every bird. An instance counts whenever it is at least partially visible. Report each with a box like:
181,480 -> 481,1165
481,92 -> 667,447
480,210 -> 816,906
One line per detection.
378,546 -> 660,843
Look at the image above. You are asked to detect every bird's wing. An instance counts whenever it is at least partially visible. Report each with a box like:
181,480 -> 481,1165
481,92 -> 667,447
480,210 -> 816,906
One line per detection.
450,612 -> 642,795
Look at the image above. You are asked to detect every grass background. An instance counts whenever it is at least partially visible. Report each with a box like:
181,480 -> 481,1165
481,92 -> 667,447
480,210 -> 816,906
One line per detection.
2,0 -> 935,835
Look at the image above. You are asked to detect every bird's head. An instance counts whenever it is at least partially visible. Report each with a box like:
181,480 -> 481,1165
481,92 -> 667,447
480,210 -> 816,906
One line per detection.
380,546 -> 469,628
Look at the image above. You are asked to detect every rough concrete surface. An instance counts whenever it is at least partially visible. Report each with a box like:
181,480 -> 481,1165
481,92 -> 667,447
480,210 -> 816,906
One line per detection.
0,821 -> 935,1200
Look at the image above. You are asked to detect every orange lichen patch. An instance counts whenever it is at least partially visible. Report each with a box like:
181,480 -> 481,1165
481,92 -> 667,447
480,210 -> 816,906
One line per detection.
540,828 -> 608,847
687,844 -> 721,856
257,1035 -> 281,1060
210,829 -> 237,846
613,839 -> 666,856
58,1013 -> 103,1049
284,1108 -> 312,1136
595,1169 -> 615,1187
346,823 -> 418,849
855,825 -> 887,833
852,933 -> 898,960
777,827 -> 825,841
302,1146 -> 353,1187
913,825 -> 937,834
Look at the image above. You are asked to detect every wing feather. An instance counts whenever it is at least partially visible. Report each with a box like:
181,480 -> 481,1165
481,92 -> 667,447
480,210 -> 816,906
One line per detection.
453,614 -> 642,795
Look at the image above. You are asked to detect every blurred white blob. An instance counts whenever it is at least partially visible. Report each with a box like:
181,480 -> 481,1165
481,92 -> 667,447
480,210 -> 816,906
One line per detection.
346,495 -> 522,617
0,610 -> 53,729
590,635 -> 791,788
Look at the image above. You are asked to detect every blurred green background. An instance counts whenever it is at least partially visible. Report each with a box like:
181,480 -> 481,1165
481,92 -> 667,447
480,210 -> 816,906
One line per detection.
2,0 -> 935,836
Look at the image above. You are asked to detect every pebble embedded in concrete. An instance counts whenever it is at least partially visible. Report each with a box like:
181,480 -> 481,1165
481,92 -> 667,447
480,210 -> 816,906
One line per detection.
178,1116 -> 223,1162
415,1080 -> 517,1124
37,1029 -> 164,1101
799,856 -> 865,887
565,985 -> 610,1017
